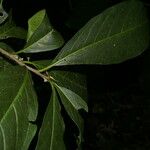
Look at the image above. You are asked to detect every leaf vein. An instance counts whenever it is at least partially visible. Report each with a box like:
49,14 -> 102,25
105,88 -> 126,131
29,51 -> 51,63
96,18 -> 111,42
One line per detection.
0,124 -> 6,150
0,71 -> 28,124
49,90 -> 56,150
53,21 -> 148,66
13,104 -> 19,150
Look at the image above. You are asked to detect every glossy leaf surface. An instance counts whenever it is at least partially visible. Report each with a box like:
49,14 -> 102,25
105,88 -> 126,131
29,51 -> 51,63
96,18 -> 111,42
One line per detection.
49,68 -> 87,147
20,10 -> 64,53
49,69 -> 87,147
51,1 -> 149,67
55,84 -> 85,146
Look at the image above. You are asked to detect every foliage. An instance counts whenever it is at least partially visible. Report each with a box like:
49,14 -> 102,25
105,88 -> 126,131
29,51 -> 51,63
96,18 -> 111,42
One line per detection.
0,0 -> 149,149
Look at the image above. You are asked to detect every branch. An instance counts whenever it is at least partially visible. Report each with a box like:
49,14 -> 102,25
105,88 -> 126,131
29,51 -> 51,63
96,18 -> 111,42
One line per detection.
0,48 -> 54,82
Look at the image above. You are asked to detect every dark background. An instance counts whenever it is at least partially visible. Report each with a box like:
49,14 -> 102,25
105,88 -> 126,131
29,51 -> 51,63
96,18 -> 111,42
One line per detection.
2,0 -> 150,149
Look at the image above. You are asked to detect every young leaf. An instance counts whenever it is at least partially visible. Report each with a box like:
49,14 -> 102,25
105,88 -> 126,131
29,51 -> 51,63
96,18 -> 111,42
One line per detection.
0,59 -> 38,150
50,1 -> 150,67
36,85 -> 66,150
55,84 -> 86,146
19,10 -> 64,53
0,19 -> 27,40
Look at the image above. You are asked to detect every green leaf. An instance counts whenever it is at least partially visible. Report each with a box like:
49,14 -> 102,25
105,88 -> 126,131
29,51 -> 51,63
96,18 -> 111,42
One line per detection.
36,85 -> 66,150
50,1 -> 150,67
48,69 -> 87,147
19,9 -> 64,53
55,84 -> 85,146
0,18 -> 27,40
0,5 -> 8,24
30,60 -> 87,99
66,0 -> 111,30
0,59 -> 38,150
27,10 -> 47,40
55,85 -> 88,112
49,70 -> 87,100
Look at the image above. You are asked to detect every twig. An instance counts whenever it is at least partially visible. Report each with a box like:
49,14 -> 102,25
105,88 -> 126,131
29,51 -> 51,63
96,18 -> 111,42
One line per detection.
0,48 -> 54,82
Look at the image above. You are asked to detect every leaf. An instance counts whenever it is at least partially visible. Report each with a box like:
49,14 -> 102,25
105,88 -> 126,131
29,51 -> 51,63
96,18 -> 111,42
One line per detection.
0,5 -> 8,24
0,17 -> 27,40
55,84 -> 85,146
49,70 -> 87,99
29,60 -> 87,99
24,60 -> 87,99
56,85 -> 88,111
19,9 -> 64,53
50,1 -> 150,67
48,69 -> 87,147
0,59 -> 38,150
36,84 -> 66,150
27,9 -> 46,41
33,61 -> 88,148
66,0 -> 111,30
